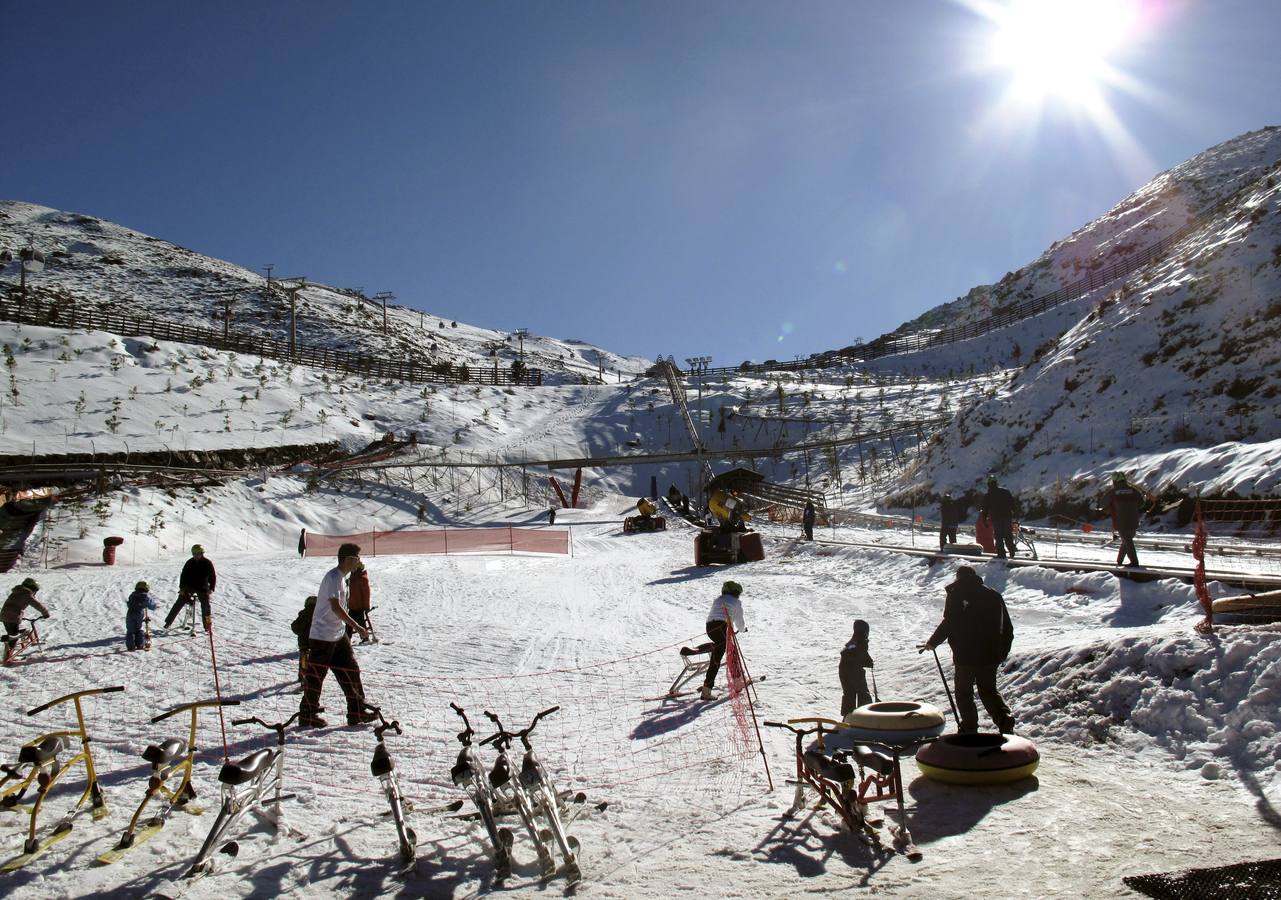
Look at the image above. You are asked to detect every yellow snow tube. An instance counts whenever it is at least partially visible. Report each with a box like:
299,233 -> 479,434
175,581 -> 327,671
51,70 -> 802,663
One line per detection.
915,733 -> 1040,785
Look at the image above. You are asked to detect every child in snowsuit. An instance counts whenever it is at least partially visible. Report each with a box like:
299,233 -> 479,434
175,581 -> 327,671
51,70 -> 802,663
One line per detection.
126,581 -> 158,651
3,578 -> 49,650
291,595 -> 318,687
839,619 -> 874,717
347,563 -> 372,642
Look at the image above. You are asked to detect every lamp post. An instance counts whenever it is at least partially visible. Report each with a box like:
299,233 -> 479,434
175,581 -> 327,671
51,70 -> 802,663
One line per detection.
685,355 -> 711,427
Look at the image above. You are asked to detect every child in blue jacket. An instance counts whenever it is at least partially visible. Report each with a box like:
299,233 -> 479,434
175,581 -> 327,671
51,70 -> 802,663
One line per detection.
127,581 -> 158,650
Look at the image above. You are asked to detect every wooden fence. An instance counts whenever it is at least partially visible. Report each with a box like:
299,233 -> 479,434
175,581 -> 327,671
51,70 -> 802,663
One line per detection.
0,293 -> 543,387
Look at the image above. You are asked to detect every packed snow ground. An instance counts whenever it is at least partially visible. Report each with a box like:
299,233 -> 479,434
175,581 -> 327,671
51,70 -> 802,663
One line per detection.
2,493 -> 1279,899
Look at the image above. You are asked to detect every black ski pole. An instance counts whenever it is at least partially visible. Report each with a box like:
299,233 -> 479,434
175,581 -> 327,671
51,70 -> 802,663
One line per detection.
870,667 -> 880,703
930,645 -> 959,723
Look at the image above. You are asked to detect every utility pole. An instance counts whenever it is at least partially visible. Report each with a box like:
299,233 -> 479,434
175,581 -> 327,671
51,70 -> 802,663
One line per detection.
375,291 -> 395,333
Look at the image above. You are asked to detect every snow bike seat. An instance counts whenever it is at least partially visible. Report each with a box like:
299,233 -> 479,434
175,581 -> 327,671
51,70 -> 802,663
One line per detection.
450,750 -> 477,785
680,642 -> 716,657
850,744 -> 895,777
802,747 -> 855,783
218,748 -> 275,785
371,744 -> 393,778
18,735 -> 67,766
143,738 -> 189,767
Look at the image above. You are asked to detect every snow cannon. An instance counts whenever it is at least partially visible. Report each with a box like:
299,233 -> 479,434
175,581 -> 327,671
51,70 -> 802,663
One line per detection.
694,489 -> 763,565
623,497 -> 667,534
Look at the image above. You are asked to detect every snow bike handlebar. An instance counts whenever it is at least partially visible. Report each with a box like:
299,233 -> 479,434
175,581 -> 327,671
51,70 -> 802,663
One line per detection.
449,702 -> 477,745
23,615 -> 48,625
152,698 -> 240,724
230,712 -> 301,745
516,706 -> 560,750
27,685 -> 125,717
363,704 -> 402,741
481,705 -> 561,751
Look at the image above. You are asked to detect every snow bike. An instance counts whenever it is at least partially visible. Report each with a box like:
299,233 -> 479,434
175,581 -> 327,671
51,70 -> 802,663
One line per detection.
0,684 -> 125,869
171,595 -> 197,636
365,704 -> 416,864
481,709 -> 556,876
763,717 -> 930,860
448,702 -> 511,878
184,710 -> 300,878
662,642 -> 716,699
2,615 -> 48,666
508,705 -> 583,883
1012,523 -> 1039,560
97,698 -> 240,864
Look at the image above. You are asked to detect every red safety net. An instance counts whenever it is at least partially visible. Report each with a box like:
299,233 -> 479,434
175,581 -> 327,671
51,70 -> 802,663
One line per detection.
1192,497 -> 1281,633
303,527 -> 569,558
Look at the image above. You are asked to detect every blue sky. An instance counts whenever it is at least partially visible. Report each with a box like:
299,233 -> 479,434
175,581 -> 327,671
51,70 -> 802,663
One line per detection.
3,1 -> 1278,365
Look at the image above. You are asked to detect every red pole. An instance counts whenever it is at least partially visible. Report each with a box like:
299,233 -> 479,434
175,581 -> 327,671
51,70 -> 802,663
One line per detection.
728,617 -> 773,791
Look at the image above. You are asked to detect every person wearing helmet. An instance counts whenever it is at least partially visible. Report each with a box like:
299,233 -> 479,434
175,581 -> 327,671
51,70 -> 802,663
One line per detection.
1107,472 -> 1146,567
839,619 -> 874,716
701,581 -> 746,701
164,544 -> 217,632
3,577 -> 50,645
979,475 -> 1018,560
126,580 -> 158,651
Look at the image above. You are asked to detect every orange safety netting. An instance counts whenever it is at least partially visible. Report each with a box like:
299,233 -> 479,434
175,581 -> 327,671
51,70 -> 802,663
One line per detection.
303,526 -> 569,558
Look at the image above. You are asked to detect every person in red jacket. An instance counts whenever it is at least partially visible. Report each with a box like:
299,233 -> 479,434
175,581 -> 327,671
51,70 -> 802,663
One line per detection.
347,562 -> 373,642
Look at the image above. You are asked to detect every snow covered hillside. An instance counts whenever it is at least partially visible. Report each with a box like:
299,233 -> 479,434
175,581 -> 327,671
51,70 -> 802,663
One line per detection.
0,200 -> 650,385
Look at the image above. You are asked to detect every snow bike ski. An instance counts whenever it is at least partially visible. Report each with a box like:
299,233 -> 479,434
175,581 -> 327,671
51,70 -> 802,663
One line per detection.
481,709 -> 556,876
0,684 -> 125,870
183,710 -> 301,879
144,615 -> 153,651
763,717 -> 929,861
510,706 -> 584,883
96,698 -> 240,865
364,704 -> 416,865
2,615 -> 48,666
449,702 -> 511,878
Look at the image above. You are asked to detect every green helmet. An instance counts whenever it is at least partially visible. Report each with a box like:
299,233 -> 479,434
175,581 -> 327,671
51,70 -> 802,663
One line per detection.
135,581 -> 150,592
191,544 -> 205,556
1112,472 -> 1127,484
21,577 -> 39,592
986,474 -> 998,485
722,580 -> 743,597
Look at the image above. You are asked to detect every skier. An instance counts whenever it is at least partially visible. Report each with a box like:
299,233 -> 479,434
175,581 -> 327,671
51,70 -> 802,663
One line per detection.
802,500 -> 816,541
2,577 -> 49,645
347,561 -> 373,642
298,528 -> 307,558
299,543 -> 377,728
163,544 -> 217,632
126,581 -> 157,651
701,580 -> 745,701
939,491 -> 961,550
919,566 -> 1016,735
548,506 -> 556,525
290,595 -> 317,687
979,476 -> 1018,559
839,619 -> 874,716
1107,472 -> 1146,567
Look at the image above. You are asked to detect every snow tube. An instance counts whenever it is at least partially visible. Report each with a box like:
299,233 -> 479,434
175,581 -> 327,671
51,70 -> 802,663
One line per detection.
915,733 -> 1039,785
840,700 -> 946,745
941,543 -> 986,556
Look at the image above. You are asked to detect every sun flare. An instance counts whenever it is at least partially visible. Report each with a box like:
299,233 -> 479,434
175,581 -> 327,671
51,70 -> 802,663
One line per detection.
984,0 -> 1138,107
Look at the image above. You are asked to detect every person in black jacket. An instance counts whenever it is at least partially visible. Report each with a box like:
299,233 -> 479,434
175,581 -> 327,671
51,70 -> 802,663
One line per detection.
163,544 -> 217,632
839,619 -> 874,716
290,596 -> 317,688
939,492 -> 962,550
1106,472 -> 1146,567
979,475 -> 1018,559
920,566 -> 1015,734
802,500 -> 816,541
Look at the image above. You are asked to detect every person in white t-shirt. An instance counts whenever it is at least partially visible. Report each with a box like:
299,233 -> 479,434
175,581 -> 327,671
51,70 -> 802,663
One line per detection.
298,542 -> 376,729
701,581 -> 746,701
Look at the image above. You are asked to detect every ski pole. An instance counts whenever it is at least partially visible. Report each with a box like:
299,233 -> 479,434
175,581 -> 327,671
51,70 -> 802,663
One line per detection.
870,667 -> 879,703
929,645 -> 959,723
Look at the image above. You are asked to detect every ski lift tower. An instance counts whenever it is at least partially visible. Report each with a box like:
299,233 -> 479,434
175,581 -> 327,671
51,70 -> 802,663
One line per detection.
685,356 -> 711,429
514,328 -> 529,362
276,276 -> 307,357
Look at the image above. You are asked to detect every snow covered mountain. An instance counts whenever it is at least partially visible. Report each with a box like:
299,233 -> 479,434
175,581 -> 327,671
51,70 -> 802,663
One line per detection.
0,200 -> 650,386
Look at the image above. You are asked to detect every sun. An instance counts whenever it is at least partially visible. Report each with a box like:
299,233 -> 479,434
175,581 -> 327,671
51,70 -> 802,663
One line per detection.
981,0 -> 1139,107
